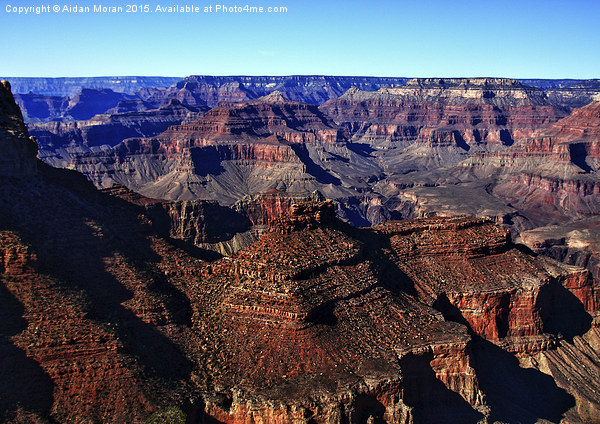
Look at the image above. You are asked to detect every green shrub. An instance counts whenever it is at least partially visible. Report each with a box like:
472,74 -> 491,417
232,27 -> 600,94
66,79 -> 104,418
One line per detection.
145,406 -> 186,424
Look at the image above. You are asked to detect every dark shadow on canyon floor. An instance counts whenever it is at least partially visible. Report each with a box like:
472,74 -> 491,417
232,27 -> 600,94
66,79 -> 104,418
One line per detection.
290,144 -> 342,185
471,337 -> 575,424
0,282 -> 55,420
400,352 -> 485,424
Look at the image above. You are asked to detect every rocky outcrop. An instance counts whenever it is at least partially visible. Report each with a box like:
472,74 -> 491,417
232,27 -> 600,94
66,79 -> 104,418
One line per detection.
487,101 -> 600,225
15,89 -> 136,123
0,81 -> 38,177
155,92 -> 345,148
374,217 -> 598,350
525,328 -> 600,423
63,88 -> 135,120
0,172 -> 192,423
233,188 -> 324,226
493,172 -> 600,224
104,185 -> 326,255
187,205 -> 598,423
191,204 -> 486,423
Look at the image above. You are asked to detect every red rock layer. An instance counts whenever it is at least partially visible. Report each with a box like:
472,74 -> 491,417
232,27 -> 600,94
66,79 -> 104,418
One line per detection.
472,101 -> 600,226
232,188 -> 324,226
488,101 -> 600,160
493,172 -> 600,226
146,92 -> 344,154
0,168 -> 204,422
0,232 -> 163,422
375,217 -> 598,350
190,205 -> 486,422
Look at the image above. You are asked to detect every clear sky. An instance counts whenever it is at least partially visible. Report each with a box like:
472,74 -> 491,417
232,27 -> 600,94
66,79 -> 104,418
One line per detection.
1,0 -> 599,78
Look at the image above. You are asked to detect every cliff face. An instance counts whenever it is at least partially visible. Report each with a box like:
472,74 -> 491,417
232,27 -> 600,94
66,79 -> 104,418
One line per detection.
147,92 -> 345,152
103,185 -> 325,255
6,76 -> 600,109
190,204 -> 598,423
487,101 -> 600,225
0,81 -> 38,177
319,78 -> 567,149
13,92 -> 70,122
375,217 -> 598,344
546,79 -> 600,108
29,99 -> 208,168
519,217 -> 600,284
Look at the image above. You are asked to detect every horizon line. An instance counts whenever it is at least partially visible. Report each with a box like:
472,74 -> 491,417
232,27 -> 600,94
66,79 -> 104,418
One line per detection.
1,74 -> 599,80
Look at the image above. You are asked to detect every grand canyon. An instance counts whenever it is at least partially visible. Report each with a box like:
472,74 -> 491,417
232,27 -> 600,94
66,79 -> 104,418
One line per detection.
1,75 -> 600,423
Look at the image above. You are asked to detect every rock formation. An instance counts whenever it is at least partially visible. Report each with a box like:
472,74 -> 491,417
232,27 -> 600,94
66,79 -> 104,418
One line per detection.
0,81 -> 38,177
319,78 -> 568,149
29,99 -> 208,168
50,80 -> 600,256
68,93 -> 362,203
103,185 -> 325,256
489,101 -> 600,225
13,92 -> 70,122
545,79 -> 600,108
190,204 -> 598,423
519,217 -> 600,284
0,84 -> 198,422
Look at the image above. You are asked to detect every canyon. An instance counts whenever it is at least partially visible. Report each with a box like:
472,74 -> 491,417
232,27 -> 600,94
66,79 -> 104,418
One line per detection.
16,75 -> 600,285
2,76 -> 600,423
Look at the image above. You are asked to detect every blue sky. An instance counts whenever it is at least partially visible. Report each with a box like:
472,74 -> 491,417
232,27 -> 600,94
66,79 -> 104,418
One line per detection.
1,0 -> 599,78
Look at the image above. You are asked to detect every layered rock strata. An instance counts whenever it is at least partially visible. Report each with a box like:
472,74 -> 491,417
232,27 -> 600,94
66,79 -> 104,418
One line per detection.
68,93 -> 358,203
103,185 -> 325,255
4,76 -> 181,97
147,75 -> 412,107
320,78 -> 567,149
489,101 -> 600,225
29,99 -> 207,168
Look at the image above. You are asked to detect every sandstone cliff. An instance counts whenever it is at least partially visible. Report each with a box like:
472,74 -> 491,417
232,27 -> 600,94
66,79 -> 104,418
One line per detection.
487,101 -> 600,225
